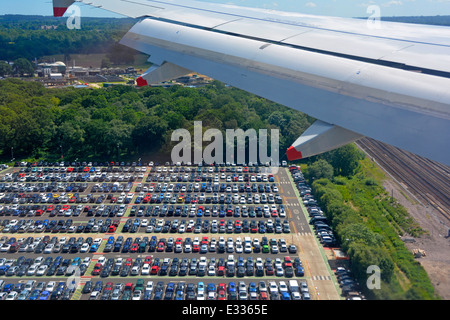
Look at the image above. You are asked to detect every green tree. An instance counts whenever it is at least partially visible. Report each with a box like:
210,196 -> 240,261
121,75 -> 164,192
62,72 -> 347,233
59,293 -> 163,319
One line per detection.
13,58 -> 34,77
0,61 -> 12,77
306,159 -> 334,182
327,144 -> 364,176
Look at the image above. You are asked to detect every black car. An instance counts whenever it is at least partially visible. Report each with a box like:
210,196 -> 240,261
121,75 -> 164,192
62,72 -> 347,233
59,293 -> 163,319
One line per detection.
82,281 -> 93,294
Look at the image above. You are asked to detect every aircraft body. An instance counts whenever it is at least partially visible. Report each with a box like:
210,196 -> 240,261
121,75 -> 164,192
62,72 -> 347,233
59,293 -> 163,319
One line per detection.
53,0 -> 450,165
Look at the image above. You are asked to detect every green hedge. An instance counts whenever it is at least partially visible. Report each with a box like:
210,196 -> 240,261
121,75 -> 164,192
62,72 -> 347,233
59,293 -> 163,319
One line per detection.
307,161 -> 438,300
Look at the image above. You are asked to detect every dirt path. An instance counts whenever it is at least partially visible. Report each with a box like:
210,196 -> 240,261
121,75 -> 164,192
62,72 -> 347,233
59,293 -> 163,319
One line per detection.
382,175 -> 450,299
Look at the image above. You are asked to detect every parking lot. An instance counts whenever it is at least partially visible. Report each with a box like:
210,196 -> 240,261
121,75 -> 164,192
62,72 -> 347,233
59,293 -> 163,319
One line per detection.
0,161 -> 347,301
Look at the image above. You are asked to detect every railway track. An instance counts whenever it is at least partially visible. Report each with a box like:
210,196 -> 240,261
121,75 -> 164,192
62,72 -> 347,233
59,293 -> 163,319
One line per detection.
356,137 -> 450,223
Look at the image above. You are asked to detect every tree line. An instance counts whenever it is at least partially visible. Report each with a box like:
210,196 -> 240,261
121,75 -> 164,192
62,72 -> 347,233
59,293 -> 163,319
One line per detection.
0,78 -> 313,162
303,156 -> 437,300
0,15 -> 138,63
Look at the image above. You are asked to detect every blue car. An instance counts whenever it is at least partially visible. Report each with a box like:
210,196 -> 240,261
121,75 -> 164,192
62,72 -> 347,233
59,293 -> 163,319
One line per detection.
175,290 -> 184,300
207,283 -> 215,293
28,289 -> 41,300
295,266 -> 305,277
3,283 -> 13,292
39,290 -> 50,300
281,292 -> 291,300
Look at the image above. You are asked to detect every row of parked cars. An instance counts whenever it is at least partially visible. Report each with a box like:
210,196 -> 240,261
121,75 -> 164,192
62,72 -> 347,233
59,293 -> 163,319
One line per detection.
123,216 -> 291,234
83,279 -> 309,301
289,166 -> 337,247
2,169 -> 144,184
104,234 -> 297,255
0,217 -> 119,234
129,202 -> 285,218
0,279 -> 74,300
289,165 -> 364,300
90,254 -> 304,279
1,181 -> 135,195
0,252 -> 91,278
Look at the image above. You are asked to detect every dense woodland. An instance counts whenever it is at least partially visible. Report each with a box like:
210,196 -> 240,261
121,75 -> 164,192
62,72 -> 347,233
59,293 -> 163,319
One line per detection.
0,15 -> 137,63
0,78 -> 314,163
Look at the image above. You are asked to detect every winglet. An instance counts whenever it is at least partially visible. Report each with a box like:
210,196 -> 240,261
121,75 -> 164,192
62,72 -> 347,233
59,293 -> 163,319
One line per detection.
288,120 -> 363,160
286,146 -> 303,161
53,0 -> 75,17
136,76 -> 149,87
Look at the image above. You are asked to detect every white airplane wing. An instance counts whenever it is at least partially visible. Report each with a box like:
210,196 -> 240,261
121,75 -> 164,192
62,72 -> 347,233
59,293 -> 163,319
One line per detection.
54,0 -> 450,165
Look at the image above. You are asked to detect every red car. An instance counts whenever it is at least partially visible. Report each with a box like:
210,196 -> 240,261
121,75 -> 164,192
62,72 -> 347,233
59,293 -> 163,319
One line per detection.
144,256 -> 152,265
218,290 -> 226,300
283,256 -> 292,267
192,244 -> 200,252
104,282 -> 114,291
108,225 -> 117,233
130,243 -> 139,253
150,265 -> 159,275
266,266 -> 274,276
157,242 -> 165,252
92,263 -> 102,275
218,283 -> 226,292
217,266 -> 225,276
124,258 -> 133,267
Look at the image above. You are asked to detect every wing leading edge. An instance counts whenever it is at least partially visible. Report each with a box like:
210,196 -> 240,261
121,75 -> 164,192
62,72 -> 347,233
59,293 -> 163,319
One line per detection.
53,0 -> 450,165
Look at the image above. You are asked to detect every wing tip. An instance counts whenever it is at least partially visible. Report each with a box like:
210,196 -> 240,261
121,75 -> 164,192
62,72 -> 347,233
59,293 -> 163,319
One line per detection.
286,146 -> 303,161
53,7 -> 69,17
136,76 -> 149,87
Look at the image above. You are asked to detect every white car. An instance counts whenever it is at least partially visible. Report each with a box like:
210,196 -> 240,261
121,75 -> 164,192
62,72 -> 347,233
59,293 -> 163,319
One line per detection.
26,264 -> 39,276
36,265 -> 48,276
145,281 -> 154,293
207,266 -> 216,276
278,281 -> 288,293
132,290 -> 142,300
89,291 -> 100,300
82,257 -> 91,267
269,281 -> 278,294
6,291 -> 18,300
141,264 -> 150,275
80,243 -> 90,253
197,291 -> 205,300
45,281 -> 56,292
44,244 -> 54,254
